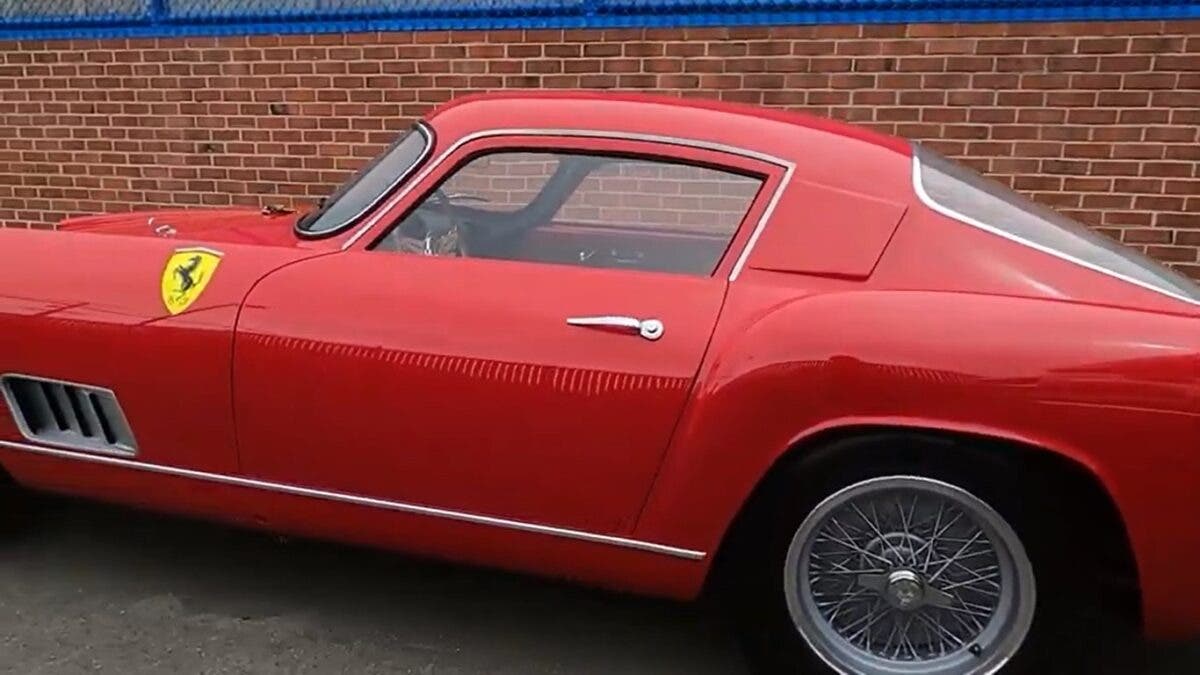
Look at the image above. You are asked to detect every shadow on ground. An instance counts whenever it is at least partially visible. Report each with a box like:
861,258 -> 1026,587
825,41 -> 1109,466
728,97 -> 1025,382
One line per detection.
0,494 -> 1194,674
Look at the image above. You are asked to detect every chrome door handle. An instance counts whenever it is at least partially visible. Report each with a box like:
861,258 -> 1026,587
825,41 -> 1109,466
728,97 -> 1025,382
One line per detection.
566,315 -> 665,341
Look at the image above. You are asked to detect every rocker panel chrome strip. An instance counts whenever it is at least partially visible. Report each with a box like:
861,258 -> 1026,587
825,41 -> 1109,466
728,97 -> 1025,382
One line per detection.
0,439 -> 707,561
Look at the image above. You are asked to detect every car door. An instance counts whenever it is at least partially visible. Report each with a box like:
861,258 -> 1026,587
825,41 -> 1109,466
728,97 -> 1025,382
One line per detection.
233,134 -> 785,534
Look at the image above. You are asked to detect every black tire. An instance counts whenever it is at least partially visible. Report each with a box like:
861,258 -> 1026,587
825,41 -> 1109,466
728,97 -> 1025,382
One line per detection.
714,433 -> 1143,675
0,479 -> 39,538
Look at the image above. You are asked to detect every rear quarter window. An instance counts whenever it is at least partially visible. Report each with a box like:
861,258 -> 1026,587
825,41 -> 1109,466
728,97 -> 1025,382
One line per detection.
914,145 -> 1200,303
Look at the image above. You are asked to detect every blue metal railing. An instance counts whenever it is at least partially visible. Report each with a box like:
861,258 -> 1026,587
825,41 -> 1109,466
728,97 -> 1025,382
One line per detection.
0,1 -> 1197,40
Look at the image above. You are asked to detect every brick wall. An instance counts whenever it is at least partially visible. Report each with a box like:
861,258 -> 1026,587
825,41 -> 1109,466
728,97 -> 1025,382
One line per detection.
0,21 -> 1197,271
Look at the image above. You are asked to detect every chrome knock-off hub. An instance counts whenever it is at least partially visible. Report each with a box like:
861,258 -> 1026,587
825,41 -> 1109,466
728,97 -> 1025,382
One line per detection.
855,568 -> 953,612
885,569 -> 924,610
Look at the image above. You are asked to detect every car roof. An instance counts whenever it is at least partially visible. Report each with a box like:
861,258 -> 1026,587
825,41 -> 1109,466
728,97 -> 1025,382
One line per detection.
423,90 -> 914,202
427,90 -> 911,156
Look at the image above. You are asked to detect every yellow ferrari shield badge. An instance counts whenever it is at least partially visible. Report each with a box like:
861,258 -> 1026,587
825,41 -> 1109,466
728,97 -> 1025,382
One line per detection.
161,247 -> 223,315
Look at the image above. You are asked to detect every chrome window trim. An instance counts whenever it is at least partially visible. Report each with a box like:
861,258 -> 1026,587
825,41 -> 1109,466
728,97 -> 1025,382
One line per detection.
0,438 -> 707,561
1,372 -> 138,456
339,127 -> 795,281
911,147 -> 1200,307
297,121 -> 435,239
731,161 -> 793,281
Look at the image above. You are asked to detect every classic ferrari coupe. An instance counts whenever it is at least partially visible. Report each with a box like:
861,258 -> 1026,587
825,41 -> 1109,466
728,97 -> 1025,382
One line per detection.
1,91 -> 1197,674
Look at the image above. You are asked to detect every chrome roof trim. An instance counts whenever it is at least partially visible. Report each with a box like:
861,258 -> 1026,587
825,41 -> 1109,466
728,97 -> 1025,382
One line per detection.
911,146 -> 1199,308
0,439 -> 707,561
338,127 -> 795,281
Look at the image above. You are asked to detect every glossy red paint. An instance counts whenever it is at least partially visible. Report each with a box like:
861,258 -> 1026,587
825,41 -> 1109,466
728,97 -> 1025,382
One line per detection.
0,92 -> 1198,642
232,134 -> 785,536
746,181 -> 908,279
0,229 -> 322,473
59,208 -> 309,248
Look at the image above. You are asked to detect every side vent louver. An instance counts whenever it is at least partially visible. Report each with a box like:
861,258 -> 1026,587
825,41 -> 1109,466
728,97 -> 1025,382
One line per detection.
1,376 -> 136,455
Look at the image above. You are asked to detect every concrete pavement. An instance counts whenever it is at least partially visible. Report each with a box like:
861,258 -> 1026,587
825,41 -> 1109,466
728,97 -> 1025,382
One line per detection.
0,495 -> 1195,674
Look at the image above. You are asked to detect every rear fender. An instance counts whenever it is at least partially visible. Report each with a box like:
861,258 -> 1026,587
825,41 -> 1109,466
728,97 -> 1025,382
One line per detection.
632,287 -> 1200,625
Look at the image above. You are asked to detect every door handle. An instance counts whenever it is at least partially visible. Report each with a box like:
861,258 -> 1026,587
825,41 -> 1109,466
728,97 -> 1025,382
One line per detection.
566,315 -> 665,341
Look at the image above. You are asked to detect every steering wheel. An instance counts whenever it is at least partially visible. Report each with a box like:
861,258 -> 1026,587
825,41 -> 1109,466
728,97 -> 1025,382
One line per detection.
428,188 -> 469,256
390,189 -> 466,256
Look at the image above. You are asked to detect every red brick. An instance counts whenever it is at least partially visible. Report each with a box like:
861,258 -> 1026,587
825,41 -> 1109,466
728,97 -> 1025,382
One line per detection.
1144,245 -> 1199,263
1112,144 -> 1165,160
1077,37 -> 1131,54
976,39 -> 1031,55
1044,92 -> 1097,108
948,90 -> 994,107
1162,138 -> 1200,161
1152,91 -> 1200,107
1143,163 -> 1195,179
1051,55 -> 1099,71
1097,90 -> 1151,107
1158,213 -> 1199,229
859,25 -> 907,39
1130,36 -> 1186,53
1136,195 -> 1188,213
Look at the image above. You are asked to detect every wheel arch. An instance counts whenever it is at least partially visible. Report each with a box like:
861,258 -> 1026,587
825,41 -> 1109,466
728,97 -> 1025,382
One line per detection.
706,422 -> 1143,629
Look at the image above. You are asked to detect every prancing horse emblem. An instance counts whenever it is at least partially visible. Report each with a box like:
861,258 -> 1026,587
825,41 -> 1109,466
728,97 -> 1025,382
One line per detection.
160,247 -> 223,315
175,255 -> 202,294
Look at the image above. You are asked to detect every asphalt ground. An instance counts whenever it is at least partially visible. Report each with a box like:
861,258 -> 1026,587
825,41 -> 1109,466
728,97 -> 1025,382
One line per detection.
0,493 -> 1196,674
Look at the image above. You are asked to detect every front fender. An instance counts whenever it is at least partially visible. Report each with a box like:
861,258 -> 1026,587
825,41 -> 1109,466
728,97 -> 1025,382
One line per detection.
0,228 -> 324,475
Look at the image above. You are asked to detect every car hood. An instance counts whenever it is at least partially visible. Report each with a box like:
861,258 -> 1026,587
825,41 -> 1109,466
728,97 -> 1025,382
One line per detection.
57,208 -> 310,247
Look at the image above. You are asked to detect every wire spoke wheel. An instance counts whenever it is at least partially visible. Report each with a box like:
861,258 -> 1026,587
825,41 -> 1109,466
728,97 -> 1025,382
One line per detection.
783,476 -> 1036,675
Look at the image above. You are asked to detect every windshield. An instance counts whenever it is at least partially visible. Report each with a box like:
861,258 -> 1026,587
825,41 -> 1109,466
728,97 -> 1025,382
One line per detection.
296,123 -> 432,236
915,145 -> 1200,303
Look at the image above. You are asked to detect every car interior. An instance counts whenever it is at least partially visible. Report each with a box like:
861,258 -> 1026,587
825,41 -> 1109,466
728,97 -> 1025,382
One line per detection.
371,151 -> 764,276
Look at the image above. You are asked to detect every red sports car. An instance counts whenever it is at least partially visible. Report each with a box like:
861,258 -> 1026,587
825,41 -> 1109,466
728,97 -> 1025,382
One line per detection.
1,92 -> 1196,674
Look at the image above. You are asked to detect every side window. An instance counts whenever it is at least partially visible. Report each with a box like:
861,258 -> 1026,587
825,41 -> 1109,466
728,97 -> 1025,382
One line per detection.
372,150 -> 763,276
438,153 -> 557,213
558,158 -> 762,237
